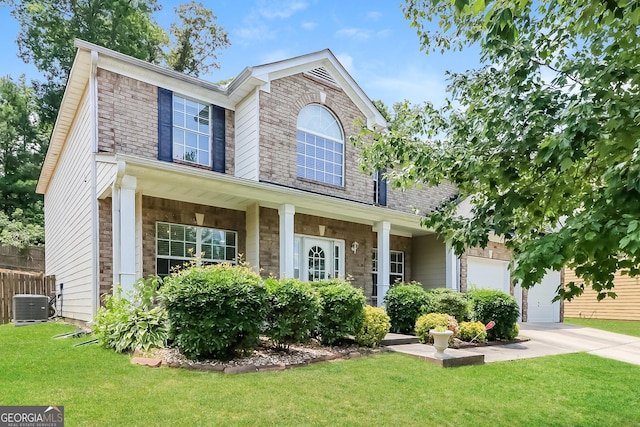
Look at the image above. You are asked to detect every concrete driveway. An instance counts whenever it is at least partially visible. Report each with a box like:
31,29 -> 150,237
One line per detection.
465,322 -> 640,365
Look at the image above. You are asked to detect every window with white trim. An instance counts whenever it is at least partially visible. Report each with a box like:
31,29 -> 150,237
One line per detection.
372,250 -> 405,304
172,95 -> 210,166
296,104 -> 344,186
156,222 -> 236,276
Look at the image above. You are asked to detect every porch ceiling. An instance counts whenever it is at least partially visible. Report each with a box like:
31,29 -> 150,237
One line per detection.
114,154 -> 434,237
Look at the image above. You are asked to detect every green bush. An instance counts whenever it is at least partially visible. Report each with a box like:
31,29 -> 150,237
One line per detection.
162,264 -> 267,360
93,276 -> 168,353
468,289 -> 520,340
264,278 -> 320,348
383,283 -> 432,334
415,313 -> 458,344
355,306 -> 391,348
428,288 -> 471,322
312,280 -> 366,345
459,321 -> 487,343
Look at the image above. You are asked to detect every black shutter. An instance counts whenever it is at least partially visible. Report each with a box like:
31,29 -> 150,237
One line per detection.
378,169 -> 387,206
211,105 -> 226,173
157,87 -> 173,162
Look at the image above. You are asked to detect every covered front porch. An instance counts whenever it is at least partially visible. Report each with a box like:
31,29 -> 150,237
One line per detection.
97,153 -> 460,305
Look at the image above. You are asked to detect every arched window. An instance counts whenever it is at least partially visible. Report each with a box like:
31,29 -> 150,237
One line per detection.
296,105 -> 344,186
308,245 -> 326,281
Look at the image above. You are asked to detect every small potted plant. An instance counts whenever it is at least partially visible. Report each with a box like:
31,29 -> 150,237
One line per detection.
429,325 -> 453,357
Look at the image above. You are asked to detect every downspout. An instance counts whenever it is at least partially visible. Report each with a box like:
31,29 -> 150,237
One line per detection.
90,50 -> 100,319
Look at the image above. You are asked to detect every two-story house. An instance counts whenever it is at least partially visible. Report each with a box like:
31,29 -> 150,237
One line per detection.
36,40 -> 561,324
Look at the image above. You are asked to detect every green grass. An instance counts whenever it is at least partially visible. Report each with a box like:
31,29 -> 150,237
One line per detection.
564,318 -> 640,338
2,322 -> 640,426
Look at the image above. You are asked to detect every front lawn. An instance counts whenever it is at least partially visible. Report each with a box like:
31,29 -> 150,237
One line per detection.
564,318 -> 640,338
2,322 -> 640,426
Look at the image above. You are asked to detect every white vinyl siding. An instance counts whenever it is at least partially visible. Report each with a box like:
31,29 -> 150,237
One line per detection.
44,91 -> 94,322
234,89 -> 260,180
411,234 -> 447,289
95,160 -> 117,197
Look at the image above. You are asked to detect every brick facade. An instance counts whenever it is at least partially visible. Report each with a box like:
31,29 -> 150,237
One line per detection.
258,207 -> 411,304
93,61 -> 452,305
258,74 -> 374,204
140,196 -> 246,277
98,198 -> 113,298
97,68 -> 158,157
97,68 -> 236,175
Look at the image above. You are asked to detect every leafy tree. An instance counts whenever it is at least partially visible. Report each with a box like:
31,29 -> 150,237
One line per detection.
9,0 -> 168,122
9,0 -> 230,121
355,0 -> 640,300
0,76 -> 48,243
165,0 -> 230,76
0,209 -> 44,248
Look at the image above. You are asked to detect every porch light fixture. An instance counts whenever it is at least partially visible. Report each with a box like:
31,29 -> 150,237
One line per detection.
351,241 -> 359,254
195,213 -> 205,226
319,225 -> 326,236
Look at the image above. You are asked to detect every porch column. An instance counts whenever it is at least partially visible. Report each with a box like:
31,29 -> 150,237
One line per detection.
376,221 -> 390,307
278,204 -> 295,278
246,203 -> 260,272
119,175 -> 137,293
445,242 -> 459,291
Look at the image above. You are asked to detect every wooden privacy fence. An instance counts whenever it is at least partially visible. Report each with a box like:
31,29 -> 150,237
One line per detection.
0,271 -> 56,324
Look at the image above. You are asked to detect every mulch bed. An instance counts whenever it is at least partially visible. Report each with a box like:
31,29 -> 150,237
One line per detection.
146,338 -> 386,374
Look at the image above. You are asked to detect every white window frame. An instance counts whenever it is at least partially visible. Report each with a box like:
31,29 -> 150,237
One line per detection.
155,222 -> 237,276
296,105 -> 344,187
172,94 -> 211,167
294,235 -> 345,281
372,249 -> 405,303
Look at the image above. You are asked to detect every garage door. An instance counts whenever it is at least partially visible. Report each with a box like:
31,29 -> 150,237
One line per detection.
527,270 -> 561,322
466,257 -> 510,294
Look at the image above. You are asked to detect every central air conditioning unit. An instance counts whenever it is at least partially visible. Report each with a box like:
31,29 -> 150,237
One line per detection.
13,294 -> 49,326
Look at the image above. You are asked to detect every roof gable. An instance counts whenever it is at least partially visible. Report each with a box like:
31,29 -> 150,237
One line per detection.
229,49 -> 387,128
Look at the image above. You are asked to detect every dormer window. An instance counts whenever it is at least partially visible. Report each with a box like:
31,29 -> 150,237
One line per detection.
172,95 -> 210,166
296,105 -> 344,186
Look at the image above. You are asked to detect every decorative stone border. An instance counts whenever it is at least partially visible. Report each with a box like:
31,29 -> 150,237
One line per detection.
132,348 -> 388,374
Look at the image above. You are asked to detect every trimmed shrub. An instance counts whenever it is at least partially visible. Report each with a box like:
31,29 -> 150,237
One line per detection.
93,276 -> 168,353
355,306 -> 391,348
312,280 -> 366,345
428,288 -> 471,322
459,321 -> 487,343
162,264 -> 267,360
384,283 -> 432,334
415,313 -> 458,344
468,289 -> 520,340
264,277 -> 320,348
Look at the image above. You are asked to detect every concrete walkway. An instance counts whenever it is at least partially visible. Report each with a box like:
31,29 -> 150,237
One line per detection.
385,323 -> 640,366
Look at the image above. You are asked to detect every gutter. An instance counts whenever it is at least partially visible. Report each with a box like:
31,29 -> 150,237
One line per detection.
90,50 -> 100,318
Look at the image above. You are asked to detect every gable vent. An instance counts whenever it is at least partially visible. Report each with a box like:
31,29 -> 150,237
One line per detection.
305,67 -> 338,86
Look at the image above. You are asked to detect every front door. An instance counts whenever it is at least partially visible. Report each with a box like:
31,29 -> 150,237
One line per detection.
303,238 -> 333,281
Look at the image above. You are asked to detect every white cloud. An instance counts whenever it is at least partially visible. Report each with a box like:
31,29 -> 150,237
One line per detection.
234,24 -> 277,44
377,29 -> 392,38
335,53 -> 354,73
366,67 -> 448,107
366,11 -> 383,21
335,27 -> 372,41
258,0 -> 308,19
301,21 -> 318,30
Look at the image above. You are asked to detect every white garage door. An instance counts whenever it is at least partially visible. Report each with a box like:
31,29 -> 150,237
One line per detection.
527,270 -> 561,322
466,257 -> 510,294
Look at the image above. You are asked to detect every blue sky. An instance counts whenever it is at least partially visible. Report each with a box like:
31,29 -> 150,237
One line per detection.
0,0 -> 479,107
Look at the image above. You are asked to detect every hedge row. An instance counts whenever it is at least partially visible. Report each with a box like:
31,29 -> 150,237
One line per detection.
384,283 -> 520,340
95,265 -> 391,361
